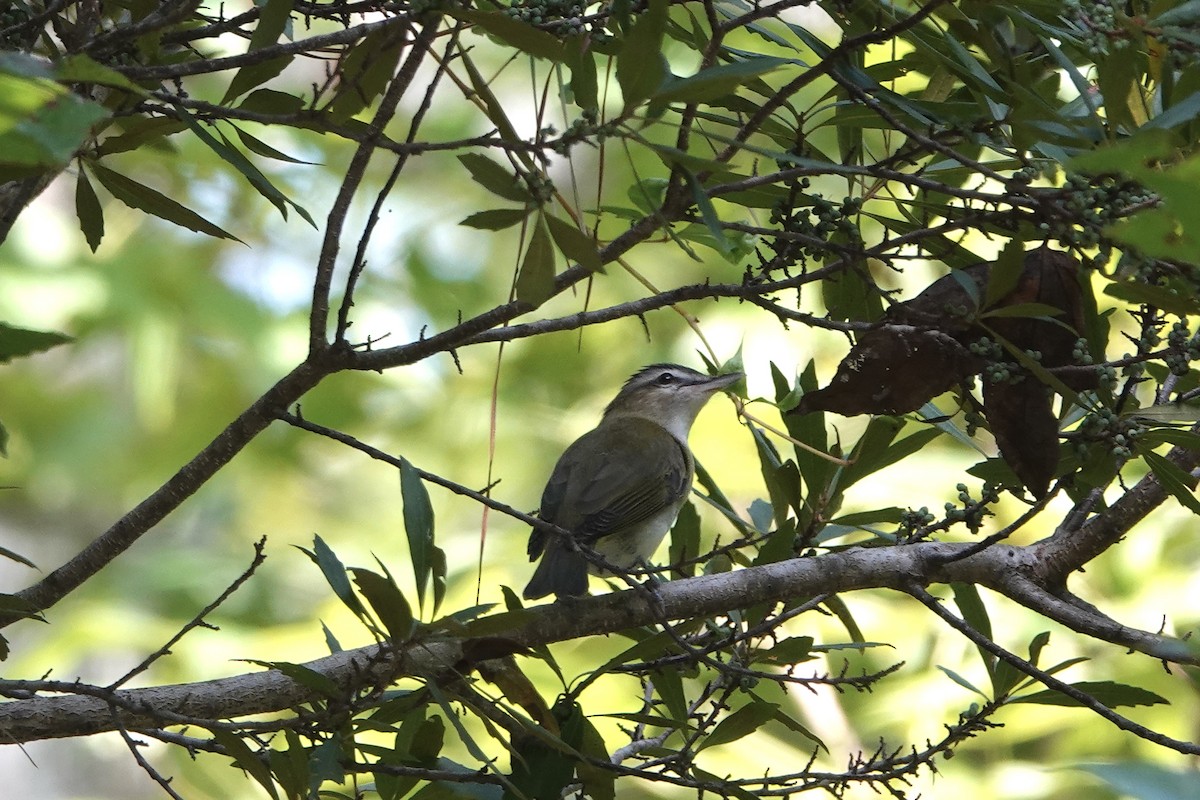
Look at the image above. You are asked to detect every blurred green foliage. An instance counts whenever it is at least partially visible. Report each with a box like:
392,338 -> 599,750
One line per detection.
3,0 -> 1200,798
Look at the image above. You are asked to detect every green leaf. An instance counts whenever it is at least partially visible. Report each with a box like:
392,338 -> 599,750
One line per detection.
822,595 -> 865,644
545,213 -> 604,272
1013,680 -> 1168,709
0,544 -> 36,569
683,169 -> 729,255
399,458 -> 436,612
668,500 -> 700,579
515,212 -> 556,306
223,0 -> 296,103
1067,128 -> 1174,176
0,322 -> 72,363
238,89 -> 306,115
210,728 -> 280,799
1135,428 -> 1200,450
937,665 -> 987,698
951,583 -> 993,640
351,567 -> 415,643
574,630 -> 677,694
233,125 -> 317,164
770,704 -> 827,751
456,153 -> 531,203
75,163 -> 104,252
1138,449 -> 1200,515
0,73 -> 108,168
95,117 -> 187,156
1104,278 -> 1199,318
757,636 -> 816,665
652,668 -> 688,723
89,162 -> 242,242
984,239 -> 1026,309
837,416 -> 903,490
459,207 -> 531,230
56,54 -> 146,94
300,535 -> 366,617
980,302 -> 1066,319
699,700 -> 777,751
616,0 -> 668,108
653,57 -> 789,105
1096,47 -> 1139,131
566,40 -> 599,112
457,10 -> 567,62
243,659 -> 339,698
1027,631 -> 1051,668
628,176 -> 669,214
576,714 -> 616,800
174,110 -> 316,227
1152,1 -> 1200,26
1076,761 -> 1200,800
429,544 -> 447,616
458,50 -> 525,149
327,28 -> 407,122
1132,402 -> 1200,422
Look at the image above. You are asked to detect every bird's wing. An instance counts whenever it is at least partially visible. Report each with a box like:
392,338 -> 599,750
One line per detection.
540,417 -> 690,542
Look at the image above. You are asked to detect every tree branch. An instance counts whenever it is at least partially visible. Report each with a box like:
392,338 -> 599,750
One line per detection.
4,536 -> 1194,744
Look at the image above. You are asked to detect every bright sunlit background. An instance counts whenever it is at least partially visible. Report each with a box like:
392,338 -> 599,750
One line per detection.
2,4 -> 1199,799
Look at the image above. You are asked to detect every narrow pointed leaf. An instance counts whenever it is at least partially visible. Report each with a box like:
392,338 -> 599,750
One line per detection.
616,0 -> 668,107
545,213 -> 604,272
300,535 -> 366,617
1013,681 -> 1168,709
457,153 -> 531,203
515,212 -> 556,305
89,162 -> 241,241
460,207 -> 532,230
223,0 -> 296,102
654,57 -> 789,105
699,701 -> 777,751
0,322 -> 72,363
75,164 -> 104,251
457,10 -> 567,62
351,567 -> 415,643
1139,449 -> 1200,515
399,458 -> 435,610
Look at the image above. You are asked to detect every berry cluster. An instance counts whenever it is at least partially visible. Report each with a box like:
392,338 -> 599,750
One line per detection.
1030,174 -> 1153,268
897,506 -> 936,541
550,111 -> 615,155
504,0 -> 592,35
968,336 -> 1036,386
1072,406 -> 1145,460
943,483 -> 999,535
768,191 -> 862,253
1063,0 -> 1126,56
1165,321 -> 1200,376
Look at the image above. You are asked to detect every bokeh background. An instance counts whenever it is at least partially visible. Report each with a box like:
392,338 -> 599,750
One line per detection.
2,4 -> 1199,798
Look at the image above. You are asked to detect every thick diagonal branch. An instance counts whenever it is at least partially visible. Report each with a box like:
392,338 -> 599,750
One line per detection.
3,533 -> 1194,744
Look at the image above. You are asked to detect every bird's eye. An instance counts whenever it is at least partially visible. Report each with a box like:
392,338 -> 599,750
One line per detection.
655,372 -> 676,386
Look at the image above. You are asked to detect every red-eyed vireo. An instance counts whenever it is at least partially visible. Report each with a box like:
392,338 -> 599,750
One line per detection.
523,364 -> 742,600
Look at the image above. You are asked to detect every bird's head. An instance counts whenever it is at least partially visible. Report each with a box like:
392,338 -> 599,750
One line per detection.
603,363 -> 742,440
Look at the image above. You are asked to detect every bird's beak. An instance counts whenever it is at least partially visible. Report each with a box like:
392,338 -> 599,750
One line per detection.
703,371 -> 743,391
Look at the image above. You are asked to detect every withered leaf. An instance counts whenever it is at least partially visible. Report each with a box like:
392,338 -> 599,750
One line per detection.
795,328 -> 981,416
983,378 -> 1058,499
794,247 -> 1100,497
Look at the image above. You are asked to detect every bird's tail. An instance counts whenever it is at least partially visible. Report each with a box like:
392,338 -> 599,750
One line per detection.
523,542 -> 589,600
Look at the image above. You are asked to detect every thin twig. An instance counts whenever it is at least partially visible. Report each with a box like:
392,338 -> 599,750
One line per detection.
108,538 -> 269,690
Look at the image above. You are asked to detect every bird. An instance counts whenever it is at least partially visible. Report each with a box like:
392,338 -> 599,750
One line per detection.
523,363 -> 742,600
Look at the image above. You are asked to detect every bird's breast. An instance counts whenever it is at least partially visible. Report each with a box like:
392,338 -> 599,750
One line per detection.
588,499 -> 685,573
